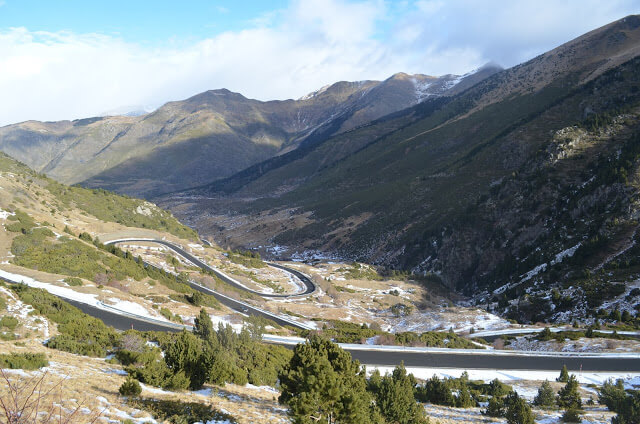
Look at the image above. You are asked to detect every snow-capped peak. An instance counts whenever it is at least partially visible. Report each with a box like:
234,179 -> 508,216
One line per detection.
299,84 -> 332,101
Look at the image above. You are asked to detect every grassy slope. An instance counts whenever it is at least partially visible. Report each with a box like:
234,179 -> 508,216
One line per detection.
167,17 -> 640,319
0,151 -> 197,240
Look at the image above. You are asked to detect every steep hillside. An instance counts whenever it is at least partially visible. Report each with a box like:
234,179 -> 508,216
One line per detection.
162,16 -> 640,322
0,70 -> 497,198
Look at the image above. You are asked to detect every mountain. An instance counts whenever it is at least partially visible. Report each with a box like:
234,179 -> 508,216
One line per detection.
0,69 -> 498,198
161,15 -> 640,322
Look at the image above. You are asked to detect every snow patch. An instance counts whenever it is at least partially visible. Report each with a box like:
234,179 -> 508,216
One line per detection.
550,243 -> 581,265
0,269 -> 168,323
134,205 -> 153,216
0,208 -> 14,220
520,262 -> 547,283
245,383 -> 279,394
299,84 -> 331,100
368,366 -> 640,386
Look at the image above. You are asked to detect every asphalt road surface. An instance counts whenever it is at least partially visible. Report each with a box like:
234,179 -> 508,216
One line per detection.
347,349 -> 639,372
4,248 -> 637,371
105,239 -> 316,297
104,239 -> 314,330
59,298 -> 640,372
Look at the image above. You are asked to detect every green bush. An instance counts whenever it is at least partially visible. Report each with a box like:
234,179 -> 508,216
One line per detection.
0,332 -> 18,341
533,380 -> 556,409
0,352 -> 48,370
159,308 -> 182,323
119,377 -> 142,397
226,250 -> 266,268
0,316 -> 19,330
127,399 -> 233,424
10,230 -> 217,309
63,277 -> 83,286
599,378 -> 626,412
46,183 -> 197,240
336,262 -> 382,280
4,210 -> 36,233
557,375 -> 582,410
561,408 -> 582,423
10,284 -> 119,356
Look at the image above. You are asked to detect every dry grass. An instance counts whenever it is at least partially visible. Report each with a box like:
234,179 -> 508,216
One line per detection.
0,339 -> 288,424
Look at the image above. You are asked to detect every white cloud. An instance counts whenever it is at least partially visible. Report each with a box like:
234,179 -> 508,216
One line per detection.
0,0 -> 638,126
404,0 -> 640,67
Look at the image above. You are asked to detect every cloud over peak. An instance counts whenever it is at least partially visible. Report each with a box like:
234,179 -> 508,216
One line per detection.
0,0 -> 637,126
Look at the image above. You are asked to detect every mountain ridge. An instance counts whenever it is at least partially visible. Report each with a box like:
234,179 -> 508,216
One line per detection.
159,15 -> 640,323
0,68 -> 498,198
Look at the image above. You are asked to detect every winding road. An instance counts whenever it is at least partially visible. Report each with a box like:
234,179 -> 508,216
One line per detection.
104,239 -> 316,297
3,239 -> 639,372
103,238 -> 315,330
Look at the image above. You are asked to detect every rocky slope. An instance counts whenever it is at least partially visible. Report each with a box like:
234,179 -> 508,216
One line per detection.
0,70 -> 497,198
161,16 -> 640,322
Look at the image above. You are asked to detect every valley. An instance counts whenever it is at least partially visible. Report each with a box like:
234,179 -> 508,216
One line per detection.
0,11 -> 640,424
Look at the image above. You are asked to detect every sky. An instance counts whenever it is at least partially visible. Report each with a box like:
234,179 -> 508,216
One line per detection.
0,0 -> 638,125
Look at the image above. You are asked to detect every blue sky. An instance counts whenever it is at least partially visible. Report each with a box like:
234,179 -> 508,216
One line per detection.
0,1 -> 289,43
0,0 -> 638,125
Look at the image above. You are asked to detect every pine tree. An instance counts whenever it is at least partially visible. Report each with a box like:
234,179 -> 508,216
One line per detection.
562,408 -> 582,422
484,395 -> 505,417
193,308 -> 215,344
533,380 -> 556,409
538,327 -> 553,341
279,335 -> 373,424
612,391 -> 640,424
557,365 -> 570,382
505,392 -> 535,424
599,378 -> 626,412
417,375 -> 455,406
163,330 -> 209,390
489,378 -> 511,397
375,363 -> 428,424
456,384 -> 474,408
118,377 -> 141,397
368,369 -> 382,394
557,375 -> 582,410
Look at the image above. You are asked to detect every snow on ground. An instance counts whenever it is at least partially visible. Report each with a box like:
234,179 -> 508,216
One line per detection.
391,308 -> 510,334
104,406 -> 158,424
520,263 -> 547,283
412,78 -> 434,102
623,375 -> 640,389
600,279 -> 640,314
105,297 -> 162,319
193,313 -> 244,333
507,335 -> 640,353
193,388 -> 213,397
245,383 -> 279,394
424,404 -> 612,424
0,269 -> 100,305
0,208 -> 14,220
511,384 -> 539,400
140,383 -> 173,395
266,245 -> 288,256
281,268 -> 306,293
0,268 -> 169,323
376,286 -> 413,297
0,284 -> 49,339
367,366 -> 640,387
104,369 -> 128,376
550,243 -> 581,265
